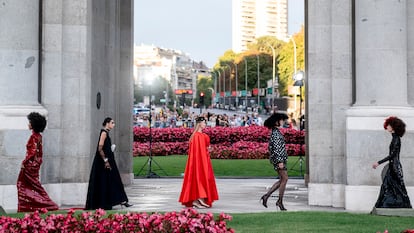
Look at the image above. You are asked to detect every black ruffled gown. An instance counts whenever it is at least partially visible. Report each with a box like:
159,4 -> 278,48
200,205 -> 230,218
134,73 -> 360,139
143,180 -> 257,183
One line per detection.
374,133 -> 411,208
85,129 -> 129,210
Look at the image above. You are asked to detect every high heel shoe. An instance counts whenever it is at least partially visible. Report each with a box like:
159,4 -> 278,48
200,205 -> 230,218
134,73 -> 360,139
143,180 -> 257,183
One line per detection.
121,202 -> 133,208
192,200 -> 206,209
276,201 -> 287,211
260,194 -> 270,208
198,199 -> 210,208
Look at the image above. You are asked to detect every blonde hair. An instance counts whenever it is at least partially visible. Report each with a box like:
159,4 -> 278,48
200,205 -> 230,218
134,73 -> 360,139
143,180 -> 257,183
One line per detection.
189,121 -> 204,142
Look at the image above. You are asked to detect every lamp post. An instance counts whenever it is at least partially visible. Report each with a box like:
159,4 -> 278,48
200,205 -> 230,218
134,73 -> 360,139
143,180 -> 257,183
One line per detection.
212,71 -> 218,106
293,70 -> 304,176
265,43 -> 276,111
290,35 -> 298,113
290,35 -> 297,74
234,62 -> 238,108
223,64 -> 231,108
293,70 -> 304,122
216,69 -> 221,106
256,54 -> 260,112
244,58 -> 248,113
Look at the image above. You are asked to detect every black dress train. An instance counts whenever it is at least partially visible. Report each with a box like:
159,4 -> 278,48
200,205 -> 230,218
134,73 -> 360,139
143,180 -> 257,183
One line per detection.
85,129 -> 129,210
374,133 -> 411,208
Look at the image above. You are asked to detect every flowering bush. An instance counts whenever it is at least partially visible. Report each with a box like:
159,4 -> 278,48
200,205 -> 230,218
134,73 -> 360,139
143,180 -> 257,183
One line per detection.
0,208 -> 234,233
134,126 -> 304,144
133,126 -> 306,159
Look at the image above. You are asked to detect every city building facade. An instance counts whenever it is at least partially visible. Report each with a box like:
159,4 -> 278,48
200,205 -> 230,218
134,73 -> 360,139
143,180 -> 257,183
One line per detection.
133,44 -> 209,106
232,0 -> 288,53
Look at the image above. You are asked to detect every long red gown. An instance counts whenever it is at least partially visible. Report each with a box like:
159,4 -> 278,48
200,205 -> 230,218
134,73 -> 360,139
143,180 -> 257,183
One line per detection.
179,132 -> 219,207
17,132 -> 58,212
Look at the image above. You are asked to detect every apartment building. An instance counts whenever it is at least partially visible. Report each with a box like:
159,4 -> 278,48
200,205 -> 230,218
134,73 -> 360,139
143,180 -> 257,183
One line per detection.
232,0 -> 288,52
133,44 -> 209,104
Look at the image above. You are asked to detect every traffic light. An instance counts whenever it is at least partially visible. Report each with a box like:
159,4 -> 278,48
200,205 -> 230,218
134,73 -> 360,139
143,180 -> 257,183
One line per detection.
199,92 -> 205,106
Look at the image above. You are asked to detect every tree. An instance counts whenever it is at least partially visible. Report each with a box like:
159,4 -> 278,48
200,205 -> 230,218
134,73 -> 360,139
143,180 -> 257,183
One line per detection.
134,76 -> 175,107
196,75 -> 214,107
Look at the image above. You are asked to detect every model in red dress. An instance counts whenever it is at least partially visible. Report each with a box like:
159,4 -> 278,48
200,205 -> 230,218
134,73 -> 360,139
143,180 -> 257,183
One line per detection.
179,116 -> 219,208
17,112 -> 58,212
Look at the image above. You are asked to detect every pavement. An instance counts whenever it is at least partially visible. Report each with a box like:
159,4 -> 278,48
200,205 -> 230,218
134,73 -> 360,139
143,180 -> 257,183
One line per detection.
116,178 -> 346,213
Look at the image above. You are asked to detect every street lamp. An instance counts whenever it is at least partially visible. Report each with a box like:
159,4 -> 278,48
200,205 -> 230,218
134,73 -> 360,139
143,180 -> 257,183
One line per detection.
244,58 -> 248,113
293,70 -> 304,124
233,62 -> 238,108
211,71 -> 218,105
223,64 -> 231,108
256,54 -> 260,112
293,70 -> 304,176
265,43 -> 276,111
290,35 -> 297,74
216,69 -> 221,106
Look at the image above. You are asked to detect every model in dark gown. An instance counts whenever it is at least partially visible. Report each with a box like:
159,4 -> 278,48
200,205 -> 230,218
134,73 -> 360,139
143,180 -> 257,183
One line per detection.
17,112 -> 58,212
85,120 -> 130,210
374,133 -> 411,208
373,116 -> 411,209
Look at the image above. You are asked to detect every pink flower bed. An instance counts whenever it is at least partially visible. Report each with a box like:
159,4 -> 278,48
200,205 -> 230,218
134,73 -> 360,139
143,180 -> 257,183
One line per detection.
133,126 -> 306,159
0,208 -> 234,233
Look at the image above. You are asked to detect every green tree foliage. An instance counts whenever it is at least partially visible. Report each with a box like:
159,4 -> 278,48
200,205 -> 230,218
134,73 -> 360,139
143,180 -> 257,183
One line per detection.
134,76 -> 175,106
210,29 -> 305,98
196,75 -> 214,107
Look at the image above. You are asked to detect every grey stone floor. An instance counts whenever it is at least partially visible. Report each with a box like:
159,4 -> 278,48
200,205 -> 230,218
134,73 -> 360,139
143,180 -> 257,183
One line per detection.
116,178 -> 345,213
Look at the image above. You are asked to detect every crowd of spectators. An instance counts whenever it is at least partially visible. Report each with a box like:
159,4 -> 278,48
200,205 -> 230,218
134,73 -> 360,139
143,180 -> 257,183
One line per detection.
133,108 -> 266,128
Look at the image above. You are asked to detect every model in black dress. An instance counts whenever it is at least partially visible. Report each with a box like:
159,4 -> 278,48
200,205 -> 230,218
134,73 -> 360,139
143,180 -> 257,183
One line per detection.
372,116 -> 411,208
85,117 -> 132,210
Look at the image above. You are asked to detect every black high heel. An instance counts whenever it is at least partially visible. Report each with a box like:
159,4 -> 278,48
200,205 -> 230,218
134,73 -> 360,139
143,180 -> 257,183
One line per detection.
121,202 -> 133,208
276,200 -> 287,211
192,200 -> 206,209
198,199 -> 210,208
260,194 -> 270,208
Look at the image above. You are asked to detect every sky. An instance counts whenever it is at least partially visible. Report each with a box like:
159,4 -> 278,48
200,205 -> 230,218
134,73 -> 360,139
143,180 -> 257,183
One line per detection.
134,0 -> 304,68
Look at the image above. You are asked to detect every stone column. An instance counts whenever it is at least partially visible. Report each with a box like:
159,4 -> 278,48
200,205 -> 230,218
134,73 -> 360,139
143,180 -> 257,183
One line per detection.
116,0 -> 134,184
354,0 -> 408,106
0,0 -> 40,106
346,0 -> 414,211
0,0 -> 50,211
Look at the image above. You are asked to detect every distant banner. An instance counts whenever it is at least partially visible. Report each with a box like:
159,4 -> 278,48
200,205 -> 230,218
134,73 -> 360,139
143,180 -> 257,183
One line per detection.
240,90 -> 252,97
252,88 -> 265,96
252,88 -> 258,96
175,89 -> 193,95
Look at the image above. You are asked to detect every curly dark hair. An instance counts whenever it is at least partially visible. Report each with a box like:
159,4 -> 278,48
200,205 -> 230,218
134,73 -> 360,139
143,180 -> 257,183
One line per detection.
27,112 -> 47,133
264,113 -> 288,129
383,116 -> 405,137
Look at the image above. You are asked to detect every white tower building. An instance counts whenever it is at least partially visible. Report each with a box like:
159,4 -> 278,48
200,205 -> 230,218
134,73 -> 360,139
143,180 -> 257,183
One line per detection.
232,0 -> 288,53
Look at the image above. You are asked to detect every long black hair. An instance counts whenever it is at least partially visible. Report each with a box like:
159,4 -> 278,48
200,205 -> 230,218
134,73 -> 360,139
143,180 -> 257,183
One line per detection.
28,112 -> 47,133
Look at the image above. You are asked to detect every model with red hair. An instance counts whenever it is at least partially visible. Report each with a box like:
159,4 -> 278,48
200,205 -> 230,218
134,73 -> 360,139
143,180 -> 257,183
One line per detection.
372,116 -> 412,208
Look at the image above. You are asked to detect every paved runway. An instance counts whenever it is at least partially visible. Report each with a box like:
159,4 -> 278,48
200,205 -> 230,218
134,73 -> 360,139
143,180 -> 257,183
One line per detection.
118,178 -> 345,213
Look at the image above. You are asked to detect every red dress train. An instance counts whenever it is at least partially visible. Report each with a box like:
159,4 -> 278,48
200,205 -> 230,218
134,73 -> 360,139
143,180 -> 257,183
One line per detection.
179,132 -> 219,207
17,132 -> 58,212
